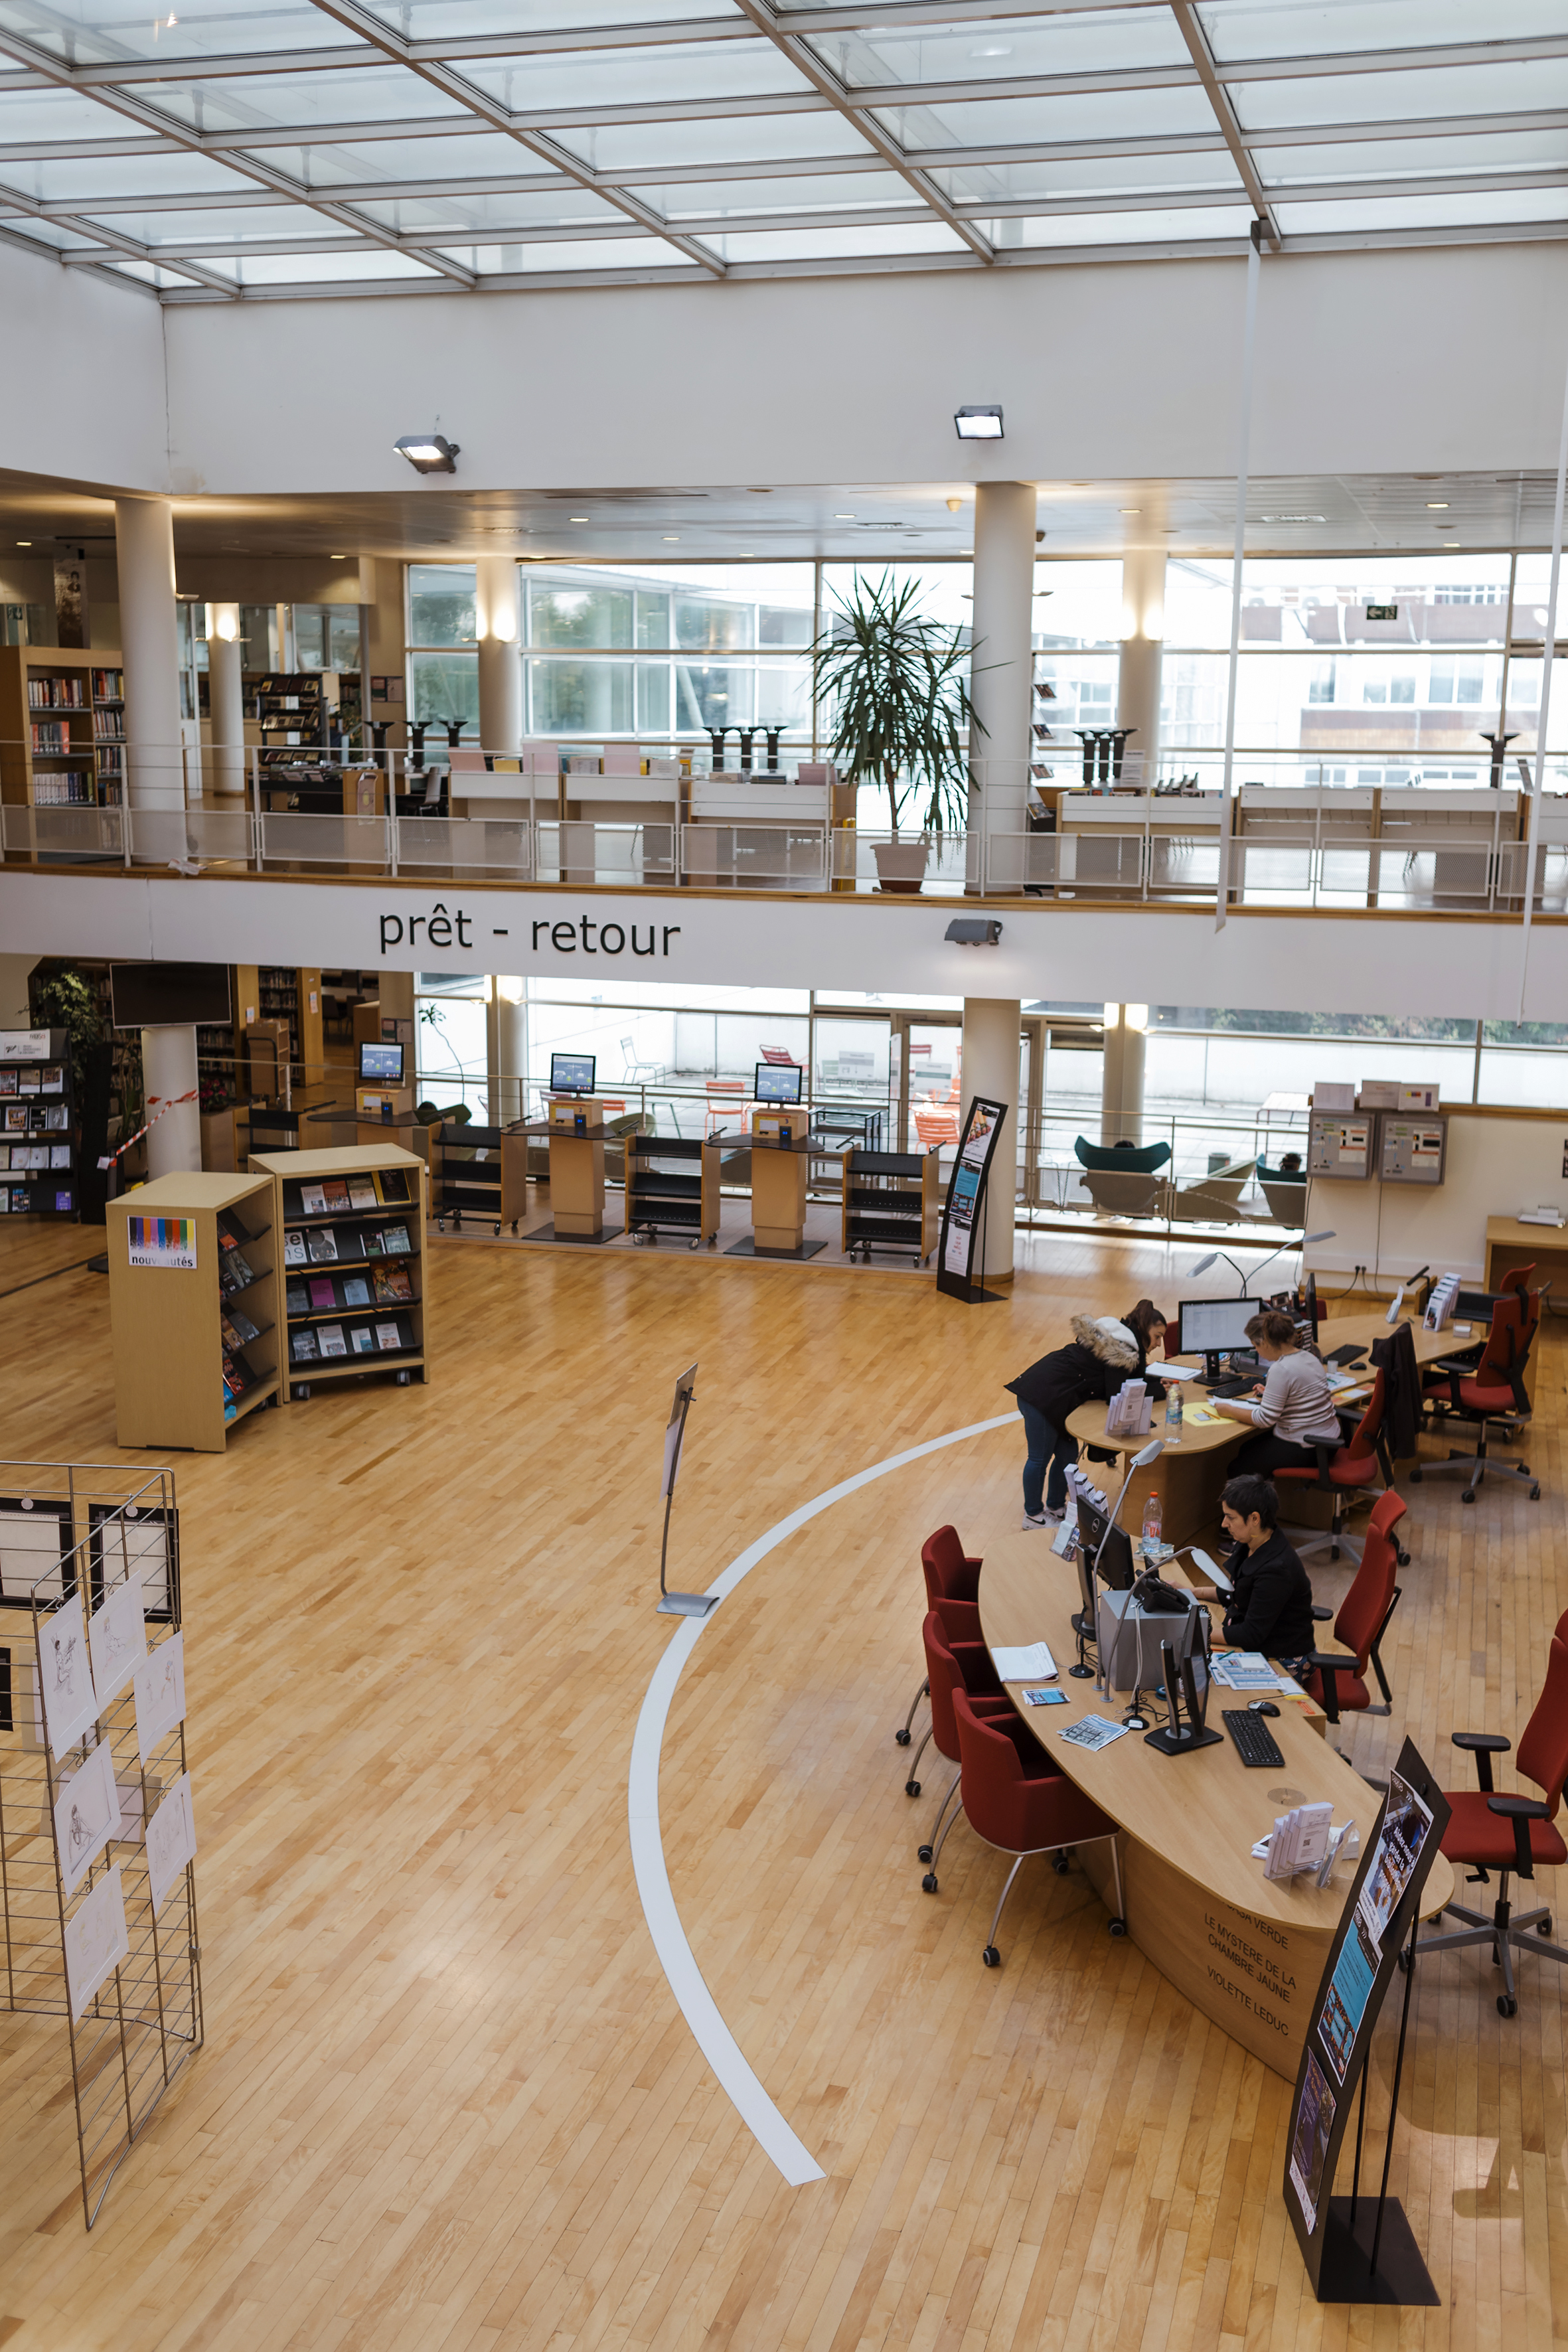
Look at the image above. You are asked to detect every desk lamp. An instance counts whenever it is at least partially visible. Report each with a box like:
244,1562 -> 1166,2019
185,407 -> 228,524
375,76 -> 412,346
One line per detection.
1090,1435 -> 1164,1723
1189,1231 -> 1334,1296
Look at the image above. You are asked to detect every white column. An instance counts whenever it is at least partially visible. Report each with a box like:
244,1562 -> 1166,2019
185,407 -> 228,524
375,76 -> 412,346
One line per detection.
206,603 -> 244,797
961,996 -> 1020,1280
1100,1003 -> 1148,1144
114,496 -> 185,812
142,1024 -> 201,1178
497,976 -> 526,1123
968,482 -> 1036,884
476,557 -> 522,755
1117,544 -> 1165,784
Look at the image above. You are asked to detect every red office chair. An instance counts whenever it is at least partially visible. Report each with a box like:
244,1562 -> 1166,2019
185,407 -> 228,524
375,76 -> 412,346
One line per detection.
1421,1635 -> 1568,2017
1414,1271 -> 1540,1504
1301,1490 -> 1406,1738
940,1691 -> 1127,1964
909,1612 -> 1013,1867
1273,1370 -> 1401,1565
896,1525 -> 984,1755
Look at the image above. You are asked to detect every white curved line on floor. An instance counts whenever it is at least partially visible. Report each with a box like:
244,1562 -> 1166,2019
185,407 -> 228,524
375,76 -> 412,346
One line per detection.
627,1410 -> 1016,2189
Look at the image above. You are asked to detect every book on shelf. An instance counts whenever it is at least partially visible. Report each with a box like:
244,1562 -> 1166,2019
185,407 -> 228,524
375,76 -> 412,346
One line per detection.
308,1275 -> 337,1310
216,1209 -> 249,1249
299,1182 -> 328,1214
221,1308 -> 261,1349
342,1273 -> 371,1309
306,1227 -> 338,1263
382,1223 -> 412,1255
322,1178 -> 351,1212
349,1324 -> 376,1355
372,1263 -> 412,1305
33,773 -> 96,807
49,1143 -> 70,1169
374,1318 -> 405,1352
374,1168 -> 413,1206
285,1279 -> 309,1314
283,1229 -> 307,1266
92,669 -> 124,702
17,1070 -> 39,1096
218,1249 -> 256,1294
42,1102 -> 68,1129
318,1322 -> 348,1358
0,1071 -> 14,1097
290,1327 -> 319,1364
348,1177 -> 378,1210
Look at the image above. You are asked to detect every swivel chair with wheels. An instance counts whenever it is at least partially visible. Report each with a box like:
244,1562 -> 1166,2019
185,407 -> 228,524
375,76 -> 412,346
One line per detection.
1414,1271 -> 1540,1504
942,1690 -> 1126,1965
1301,1490 -> 1405,1747
1419,1634 -> 1568,2017
1273,1371 -> 1403,1565
894,1524 -> 982,1755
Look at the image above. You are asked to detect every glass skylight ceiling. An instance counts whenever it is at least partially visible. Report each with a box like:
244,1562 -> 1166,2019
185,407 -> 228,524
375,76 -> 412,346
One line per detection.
0,0 -> 1561,299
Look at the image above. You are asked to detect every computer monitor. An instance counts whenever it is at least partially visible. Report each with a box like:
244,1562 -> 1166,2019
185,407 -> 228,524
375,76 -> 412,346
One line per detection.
1075,1494 -> 1137,1593
754,1060 -> 803,1106
550,1052 -> 595,1096
1179,1294 -> 1259,1379
358,1040 -> 405,1085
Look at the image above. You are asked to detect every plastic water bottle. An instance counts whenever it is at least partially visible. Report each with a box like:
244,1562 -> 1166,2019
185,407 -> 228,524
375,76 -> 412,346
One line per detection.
1165,1382 -> 1184,1438
1141,1492 -> 1162,1563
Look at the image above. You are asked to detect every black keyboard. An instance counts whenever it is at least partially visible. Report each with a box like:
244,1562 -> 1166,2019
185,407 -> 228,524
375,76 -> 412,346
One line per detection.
1222,1709 -> 1285,1768
1206,1377 -> 1255,1399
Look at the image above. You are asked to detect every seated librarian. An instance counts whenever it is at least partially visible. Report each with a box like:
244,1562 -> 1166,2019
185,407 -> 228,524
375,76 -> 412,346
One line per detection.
1192,1474 -> 1316,1675
1212,1307 -> 1342,1478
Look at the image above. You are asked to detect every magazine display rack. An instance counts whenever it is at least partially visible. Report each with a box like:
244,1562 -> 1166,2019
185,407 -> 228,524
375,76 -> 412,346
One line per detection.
248,1143 -> 428,1399
106,1173 -> 280,1452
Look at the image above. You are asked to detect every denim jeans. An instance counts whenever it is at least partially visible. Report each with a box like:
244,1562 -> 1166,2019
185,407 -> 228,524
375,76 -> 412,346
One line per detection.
1019,1399 -> 1076,1516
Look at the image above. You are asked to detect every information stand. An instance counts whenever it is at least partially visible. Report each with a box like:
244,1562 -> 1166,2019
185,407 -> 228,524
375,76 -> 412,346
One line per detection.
744,1111 -> 821,1259
935,1095 -> 1008,1303
1283,1736 -> 1449,2306
518,1097 -> 611,1241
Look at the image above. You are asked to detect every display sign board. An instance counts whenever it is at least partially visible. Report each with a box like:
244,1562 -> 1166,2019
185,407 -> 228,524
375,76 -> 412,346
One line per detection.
936,1095 -> 1008,1303
1307,1113 -> 1375,1181
1284,1737 -> 1449,2302
1379,1114 -> 1447,1186
0,1029 -> 52,1061
126,1216 -> 197,1271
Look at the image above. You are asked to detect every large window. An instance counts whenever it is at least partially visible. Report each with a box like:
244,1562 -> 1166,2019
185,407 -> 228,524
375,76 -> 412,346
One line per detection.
408,564 -> 479,730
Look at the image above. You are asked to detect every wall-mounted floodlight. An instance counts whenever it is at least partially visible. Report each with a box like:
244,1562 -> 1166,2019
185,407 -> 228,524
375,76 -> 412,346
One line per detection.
395,434 -> 459,475
955,406 -> 1003,441
945,918 -> 1002,945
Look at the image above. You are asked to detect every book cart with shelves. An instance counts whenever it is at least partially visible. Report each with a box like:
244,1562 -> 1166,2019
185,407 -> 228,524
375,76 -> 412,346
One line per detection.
625,1133 -> 721,1249
249,1144 -> 428,1400
0,651 -> 127,844
106,1172 -> 280,1452
1,1026 -> 77,1218
841,1146 -> 941,1265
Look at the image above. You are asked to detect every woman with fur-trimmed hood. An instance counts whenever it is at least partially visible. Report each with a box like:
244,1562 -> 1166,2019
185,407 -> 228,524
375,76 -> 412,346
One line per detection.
1006,1299 -> 1168,1527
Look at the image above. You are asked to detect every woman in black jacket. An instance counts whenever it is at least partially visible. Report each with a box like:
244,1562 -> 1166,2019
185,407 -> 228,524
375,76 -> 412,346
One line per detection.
1006,1298 -> 1168,1526
1197,1473 -> 1316,1670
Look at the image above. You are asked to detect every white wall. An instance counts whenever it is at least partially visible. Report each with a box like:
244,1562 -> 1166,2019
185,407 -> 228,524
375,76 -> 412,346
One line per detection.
1302,1114 -> 1568,1285
0,242 -> 168,494
159,241 -> 1568,500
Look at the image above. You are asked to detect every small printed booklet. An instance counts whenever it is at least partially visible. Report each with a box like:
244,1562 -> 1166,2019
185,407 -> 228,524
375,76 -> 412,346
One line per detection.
283,1229 -> 307,1266
290,1327 -> 319,1363
318,1322 -> 348,1358
285,1281 -> 309,1314
322,1180 -> 351,1211
372,1263 -> 412,1304
349,1325 -> 376,1355
306,1227 -> 339,1263
382,1223 -> 412,1255
1023,1687 -> 1069,1707
342,1275 -> 371,1309
299,1183 -> 328,1214
1059,1714 -> 1129,1753
374,1319 -> 403,1351
308,1275 -> 337,1311
990,1642 -> 1058,1683
348,1178 -> 378,1210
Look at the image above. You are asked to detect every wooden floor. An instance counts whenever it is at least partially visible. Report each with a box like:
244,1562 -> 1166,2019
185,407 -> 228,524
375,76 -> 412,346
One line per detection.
0,1218 -> 1564,2351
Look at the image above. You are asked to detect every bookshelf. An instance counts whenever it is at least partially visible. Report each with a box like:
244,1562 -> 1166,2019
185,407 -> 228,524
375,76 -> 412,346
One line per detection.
255,672 -> 338,779
0,648 -> 127,824
0,1025 -> 77,1218
235,965 -> 325,1084
106,1171 -> 281,1450
841,1146 -> 941,1265
625,1133 -> 721,1248
248,1143 -> 428,1400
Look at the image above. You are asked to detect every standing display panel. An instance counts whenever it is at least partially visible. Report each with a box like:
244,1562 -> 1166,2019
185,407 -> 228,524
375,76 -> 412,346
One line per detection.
1283,1738 -> 1449,2305
936,1096 -> 1009,1303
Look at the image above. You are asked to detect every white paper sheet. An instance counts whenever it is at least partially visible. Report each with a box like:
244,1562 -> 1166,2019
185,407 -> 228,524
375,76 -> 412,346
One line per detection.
53,1739 -> 123,1901
64,1863 -> 129,2022
39,1593 -> 100,1757
145,1774 -> 196,1918
88,1569 -> 146,1705
990,1642 -> 1058,1682
133,1632 -> 186,1765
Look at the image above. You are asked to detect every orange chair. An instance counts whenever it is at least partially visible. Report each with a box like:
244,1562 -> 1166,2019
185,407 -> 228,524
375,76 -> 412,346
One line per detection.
1302,1491 -> 1406,1739
1415,1270 -> 1541,1503
1421,1636 -> 1568,2017
704,1078 -> 747,1136
1272,1369 -> 1401,1565
943,1691 -> 1127,1964
896,1524 -> 983,1757
913,1106 -> 959,1148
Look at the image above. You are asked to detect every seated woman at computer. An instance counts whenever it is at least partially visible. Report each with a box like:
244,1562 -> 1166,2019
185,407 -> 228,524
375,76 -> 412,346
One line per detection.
1199,1474 -> 1316,1674
1210,1307 -> 1342,1476
1006,1299 -> 1168,1529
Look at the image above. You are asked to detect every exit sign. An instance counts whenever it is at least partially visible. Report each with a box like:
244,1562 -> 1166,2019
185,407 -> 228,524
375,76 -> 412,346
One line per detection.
1365,603 -> 1399,620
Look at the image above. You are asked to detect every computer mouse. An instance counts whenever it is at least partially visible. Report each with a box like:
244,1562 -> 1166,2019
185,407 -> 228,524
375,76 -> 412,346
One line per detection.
1249,1699 -> 1281,1718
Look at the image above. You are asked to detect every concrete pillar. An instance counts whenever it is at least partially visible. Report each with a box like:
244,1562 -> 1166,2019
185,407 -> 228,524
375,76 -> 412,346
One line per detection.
142,1024 -> 201,1178
476,557 -> 522,755
496,976 -> 526,1123
114,496 -> 185,812
968,483 -> 1037,880
1117,544 -> 1166,785
1100,1003 -> 1148,1145
363,556 -> 408,755
206,603 -> 244,797
961,996 -> 1020,1280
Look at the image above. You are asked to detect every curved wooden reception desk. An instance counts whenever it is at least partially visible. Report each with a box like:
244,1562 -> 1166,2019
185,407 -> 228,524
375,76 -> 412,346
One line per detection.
979,1539 -> 1452,2078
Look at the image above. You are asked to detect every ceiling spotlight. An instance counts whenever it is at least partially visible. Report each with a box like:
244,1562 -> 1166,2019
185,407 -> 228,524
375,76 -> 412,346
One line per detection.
1445,541 -> 1462,549
1121,507 -> 1141,514
569,514 -> 589,522
834,512 -> 856,520
954,406 -> 1002,441
17,539 -> 30,547
663,534 -> 680,542
1427,501 -> 1449,509
394,433 -> 459,474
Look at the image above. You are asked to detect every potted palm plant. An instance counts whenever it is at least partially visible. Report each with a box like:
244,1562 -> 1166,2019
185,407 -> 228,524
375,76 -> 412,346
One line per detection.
810,572 -> 982,894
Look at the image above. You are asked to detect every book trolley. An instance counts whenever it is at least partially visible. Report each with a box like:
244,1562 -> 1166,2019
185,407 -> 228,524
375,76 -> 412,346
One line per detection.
625,1133 -> 722,1248
431,1119 -> 506,1233
0,1461 -> 201,2229
106,1173 -> 281,1452
841,1146 -> 941,1265
249,1143 -> 428,1400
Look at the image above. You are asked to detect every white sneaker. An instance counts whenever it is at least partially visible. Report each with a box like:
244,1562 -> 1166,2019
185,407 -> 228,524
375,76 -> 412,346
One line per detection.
1022,1509 -> 1063,1529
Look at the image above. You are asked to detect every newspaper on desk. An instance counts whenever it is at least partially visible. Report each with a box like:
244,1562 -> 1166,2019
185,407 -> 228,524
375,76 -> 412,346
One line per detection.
1211,1651 -> 1291,1692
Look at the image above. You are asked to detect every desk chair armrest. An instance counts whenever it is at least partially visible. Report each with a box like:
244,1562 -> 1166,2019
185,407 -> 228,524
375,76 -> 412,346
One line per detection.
1311,1604 -> 1334,1622
1488,1793 -> 1553,1879
1310,1440 -> 1336,1490
1452,1729 -> 1511,1791
1307,1650 -> 1356,1725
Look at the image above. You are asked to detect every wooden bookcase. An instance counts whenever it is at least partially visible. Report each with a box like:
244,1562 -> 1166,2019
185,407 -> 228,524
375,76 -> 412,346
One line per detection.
841,1147 -> 942,1265
249,1142 -> 428,1400
106,1172 -> 281,1451
625,1133 -> 721,1247
1,1024 -> 77,1219
234,965 -> 325,1086
0,647 -> 127,828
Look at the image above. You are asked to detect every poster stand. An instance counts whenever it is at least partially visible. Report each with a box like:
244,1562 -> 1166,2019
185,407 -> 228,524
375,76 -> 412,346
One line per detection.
1283,1736 -> 1447,2307
935,1095 -> 1009,1304
655,1364 -> 718,1619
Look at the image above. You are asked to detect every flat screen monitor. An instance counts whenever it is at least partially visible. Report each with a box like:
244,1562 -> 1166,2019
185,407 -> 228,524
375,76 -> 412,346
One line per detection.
550,1052 -> 595,1096
1180,1295 -> 1259,1374
754,1060 -> 803,1105
110,961 -> 232,1030
358,1041 -> 405,1085
1075,1495 -> 1137,1593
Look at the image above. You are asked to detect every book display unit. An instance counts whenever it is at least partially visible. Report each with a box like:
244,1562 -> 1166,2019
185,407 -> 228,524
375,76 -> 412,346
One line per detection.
106,1173 -> 280,1452
250,1144 -> 428,1399
0,649 -> 127,826
256,672 -> 337,778
625,1133 -> 721,1248
841,1147 -> 941,1265
236,966 -> 325,1087
1,1026 -> 76,1217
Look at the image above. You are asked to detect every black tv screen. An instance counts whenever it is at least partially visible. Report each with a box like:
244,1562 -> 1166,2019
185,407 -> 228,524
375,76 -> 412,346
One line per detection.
110,962 -> 232,1030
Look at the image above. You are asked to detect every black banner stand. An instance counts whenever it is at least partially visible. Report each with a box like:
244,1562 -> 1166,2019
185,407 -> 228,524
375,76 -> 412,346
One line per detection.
1316,1917 -> 1439,2305
935,1095 -> 1009,1305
